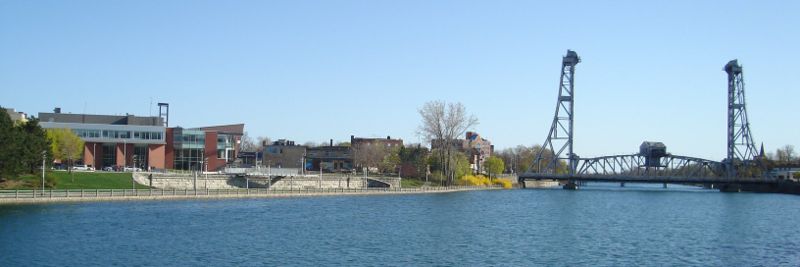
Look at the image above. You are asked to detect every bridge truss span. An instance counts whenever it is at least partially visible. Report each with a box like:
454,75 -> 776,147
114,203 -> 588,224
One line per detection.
575,154 -> 723,180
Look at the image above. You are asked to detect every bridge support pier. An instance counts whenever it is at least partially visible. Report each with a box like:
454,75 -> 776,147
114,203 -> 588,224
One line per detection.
620,182 -> 625,187
719,184 -> 742,193
663,183 -> 667,189
563,181 -> 578,190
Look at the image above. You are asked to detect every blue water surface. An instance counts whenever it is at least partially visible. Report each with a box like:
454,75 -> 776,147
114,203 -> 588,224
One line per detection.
1,185 -> 799,266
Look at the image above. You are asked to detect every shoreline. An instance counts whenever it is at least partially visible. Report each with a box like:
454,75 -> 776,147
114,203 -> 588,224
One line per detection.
0,186 -> 501,205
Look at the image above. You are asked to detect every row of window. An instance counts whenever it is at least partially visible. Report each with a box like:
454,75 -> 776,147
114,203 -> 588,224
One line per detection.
72,129 -> 163,140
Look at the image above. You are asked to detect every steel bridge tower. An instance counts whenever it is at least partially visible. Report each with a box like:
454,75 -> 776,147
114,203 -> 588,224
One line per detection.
532,50 -> 580,175
724,59 -> 760,177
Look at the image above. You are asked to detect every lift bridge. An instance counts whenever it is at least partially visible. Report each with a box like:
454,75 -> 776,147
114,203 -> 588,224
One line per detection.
519,50 -> 776,189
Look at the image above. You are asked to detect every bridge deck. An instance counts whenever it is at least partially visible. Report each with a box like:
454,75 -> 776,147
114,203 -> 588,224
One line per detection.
519,174 -> 778,185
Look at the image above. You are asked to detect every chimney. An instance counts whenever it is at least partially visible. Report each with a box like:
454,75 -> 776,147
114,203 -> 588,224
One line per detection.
351,135 -> 354,143
54,107 -> 61,114
330,139 -> 333,147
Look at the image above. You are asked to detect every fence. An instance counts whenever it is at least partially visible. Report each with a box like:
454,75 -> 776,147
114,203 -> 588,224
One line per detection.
0,186 -> 498,200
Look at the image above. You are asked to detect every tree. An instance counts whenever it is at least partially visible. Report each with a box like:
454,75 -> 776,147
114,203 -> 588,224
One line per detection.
353,143 -> 386,173
398,145 -> 430,179
484,156 -> 505,179
19,118 -> 51,174
0,108 -> 24,179
239,132 -> 258,152
380,147 -> 401,174
46,128 -> 84,175
784,145 -> 795,163
418,101 -> 478,185
452,152 -> 471,181
256,136 -> 272,147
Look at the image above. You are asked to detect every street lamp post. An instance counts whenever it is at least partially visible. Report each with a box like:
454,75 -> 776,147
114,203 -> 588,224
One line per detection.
41,151 -> 46,192
132,155 -> 137,189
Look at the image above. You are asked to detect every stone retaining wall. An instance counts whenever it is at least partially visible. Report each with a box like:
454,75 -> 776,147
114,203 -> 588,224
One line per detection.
133,173 -> 401,190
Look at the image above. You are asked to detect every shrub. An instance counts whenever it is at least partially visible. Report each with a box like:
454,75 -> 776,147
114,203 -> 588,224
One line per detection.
493,178 -> 513,189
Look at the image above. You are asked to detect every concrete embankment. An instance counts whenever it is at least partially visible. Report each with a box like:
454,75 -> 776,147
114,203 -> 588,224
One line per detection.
739,181 -> 800,195
0,186 -> 500,205
132,173 -> 401,190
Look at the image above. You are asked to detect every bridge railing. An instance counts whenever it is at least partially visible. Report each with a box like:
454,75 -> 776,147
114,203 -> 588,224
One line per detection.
0,186 -> 499,200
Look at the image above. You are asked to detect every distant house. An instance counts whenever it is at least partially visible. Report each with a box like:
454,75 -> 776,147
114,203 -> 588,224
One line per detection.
305,139 -> 352,172
263,139 -> 306,169
464,132 -> 494,173
431,131 -> 494,174
351,135 -> 403,148
4,108 -> 28,124
770,167 -> 800,181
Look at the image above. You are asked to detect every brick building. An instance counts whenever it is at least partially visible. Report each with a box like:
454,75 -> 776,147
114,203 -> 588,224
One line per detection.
39,108 -> 243,171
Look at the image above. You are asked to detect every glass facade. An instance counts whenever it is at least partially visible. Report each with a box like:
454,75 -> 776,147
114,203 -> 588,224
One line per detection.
173,129 -> 206,171
133,145 -> 149,169
102,143 -> 116,168
68,128 -> 164,142
216,134 -> 235,160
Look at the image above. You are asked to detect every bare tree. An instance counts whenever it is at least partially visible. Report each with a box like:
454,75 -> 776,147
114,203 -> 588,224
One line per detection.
418,101 -> 478,185
239,132 -> 258,152
785,145 -> 795,163
256,136 -> 272,147
353,143 -> 386,174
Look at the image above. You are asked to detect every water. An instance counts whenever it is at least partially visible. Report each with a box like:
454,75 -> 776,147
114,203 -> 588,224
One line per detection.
1,185 -> 799,266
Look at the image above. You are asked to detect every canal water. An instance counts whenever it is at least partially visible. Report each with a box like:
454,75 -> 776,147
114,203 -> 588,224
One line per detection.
1,184 -> 799,266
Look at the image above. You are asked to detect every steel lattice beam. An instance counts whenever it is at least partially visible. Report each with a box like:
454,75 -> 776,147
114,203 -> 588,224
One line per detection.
531,50 -> 580,175
724,60 -> 763,178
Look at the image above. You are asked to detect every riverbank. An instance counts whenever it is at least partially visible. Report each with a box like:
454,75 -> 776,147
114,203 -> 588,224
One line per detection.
0,186 -> 501,205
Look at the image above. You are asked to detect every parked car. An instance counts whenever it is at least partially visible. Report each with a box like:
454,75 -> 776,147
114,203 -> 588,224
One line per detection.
123,166 -> 142,172
72,165 -> 95,171
102,166 -> 117,172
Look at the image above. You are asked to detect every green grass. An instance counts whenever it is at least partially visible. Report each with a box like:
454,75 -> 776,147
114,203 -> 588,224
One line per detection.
400,178 -> 427,188
7,171 -> 148,189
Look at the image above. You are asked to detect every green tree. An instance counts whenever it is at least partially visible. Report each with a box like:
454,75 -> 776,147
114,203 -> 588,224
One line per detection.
398,145 -> 430,179
484,156 -> 505,179
380,147 -> 401,174
453,152 -> 471,180
0,108 -> 24,179
46,128 -> 84,175
19,118 -> 51,173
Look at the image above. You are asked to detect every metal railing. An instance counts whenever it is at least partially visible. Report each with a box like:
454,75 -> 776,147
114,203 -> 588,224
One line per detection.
0,186 -> 499,200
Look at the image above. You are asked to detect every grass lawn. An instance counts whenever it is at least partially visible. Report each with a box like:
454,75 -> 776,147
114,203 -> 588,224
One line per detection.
3,171 -> 149,189
400,178 -> 426,188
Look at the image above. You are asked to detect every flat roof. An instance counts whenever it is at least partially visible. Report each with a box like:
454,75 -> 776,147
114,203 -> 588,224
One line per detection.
39,112 -> 163,126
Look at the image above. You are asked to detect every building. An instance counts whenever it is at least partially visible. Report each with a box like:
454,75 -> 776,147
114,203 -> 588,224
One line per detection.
4,108 -> 28,123
430,131 -> 494,173
464,131 -> 494,173
263,139 -> 306,169
39,107 -> 243,171
305,139 -> 352,172
40,109 -> 167,170
166,124 -> 244,171
350,135 -> 403,148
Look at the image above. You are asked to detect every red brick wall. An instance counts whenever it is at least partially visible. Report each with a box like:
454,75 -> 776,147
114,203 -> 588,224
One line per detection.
83,142 -> 102,168
165,128 -> 175,169
115,143 -> 134,167
204,131 -> 223,171
148,144 -> 165,169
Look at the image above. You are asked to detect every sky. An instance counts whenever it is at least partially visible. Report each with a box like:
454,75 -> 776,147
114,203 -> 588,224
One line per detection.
1,0 -> 798,161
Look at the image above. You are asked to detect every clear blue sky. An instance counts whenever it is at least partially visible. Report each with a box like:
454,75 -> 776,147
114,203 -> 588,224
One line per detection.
1,0 -> 797,161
